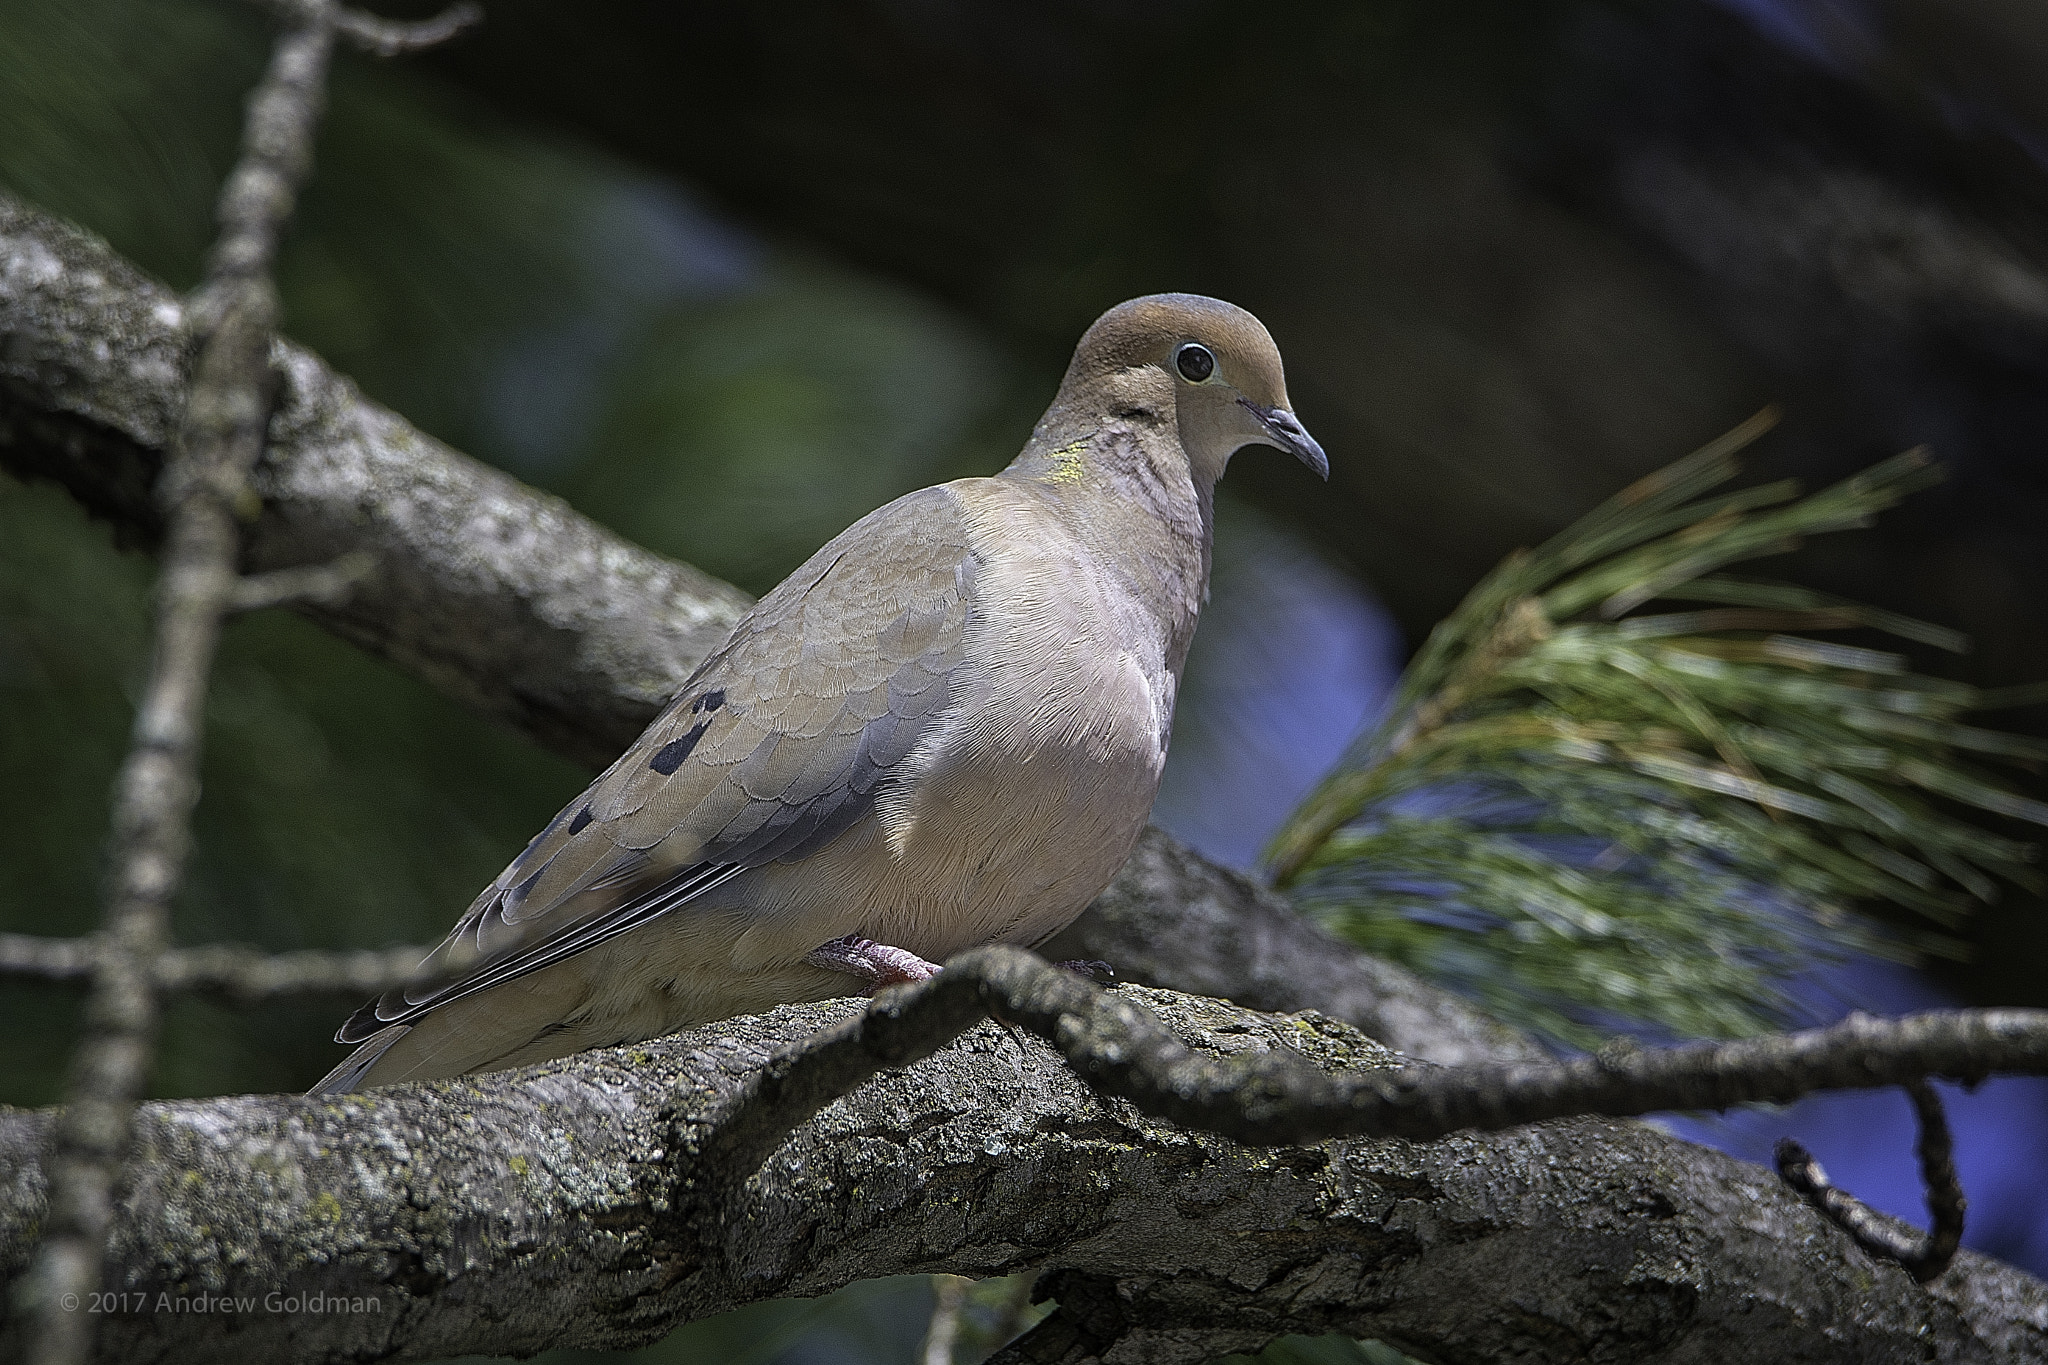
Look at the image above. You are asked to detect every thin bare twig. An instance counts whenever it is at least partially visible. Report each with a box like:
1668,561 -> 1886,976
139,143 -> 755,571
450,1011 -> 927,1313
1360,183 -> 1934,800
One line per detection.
708,944 -> 2047,1268
154,941 -> 428,1002
333,1 -> 482,56
0,932 -> 430,999
0,935 -> 101,984
1776,1078 -> 1968,1283
19,7 -> 339,1362
225,549 -> 374,613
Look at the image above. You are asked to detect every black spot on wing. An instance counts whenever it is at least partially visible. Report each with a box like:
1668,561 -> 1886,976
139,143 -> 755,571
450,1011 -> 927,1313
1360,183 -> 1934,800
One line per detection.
650,719 -> 712,776
693,689 -> 725,713
496,861 -> 549,927
567,806 -> 593,836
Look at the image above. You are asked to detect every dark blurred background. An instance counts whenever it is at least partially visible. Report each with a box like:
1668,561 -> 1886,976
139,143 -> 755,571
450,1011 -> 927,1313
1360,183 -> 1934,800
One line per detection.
5,0 -> 2048,1357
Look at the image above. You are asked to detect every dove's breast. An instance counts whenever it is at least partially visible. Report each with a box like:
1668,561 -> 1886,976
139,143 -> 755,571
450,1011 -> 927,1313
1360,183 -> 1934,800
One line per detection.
562,475 -> 1209,1033
717,477 -> 1200,969
857,478 -> 1200,952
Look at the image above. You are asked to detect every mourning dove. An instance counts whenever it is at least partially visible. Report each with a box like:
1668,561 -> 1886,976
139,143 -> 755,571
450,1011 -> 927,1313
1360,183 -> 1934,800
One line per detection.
314,294 -> 1327,1093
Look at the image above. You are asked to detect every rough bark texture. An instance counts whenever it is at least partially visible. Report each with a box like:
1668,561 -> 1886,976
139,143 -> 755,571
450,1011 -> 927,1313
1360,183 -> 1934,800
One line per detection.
0,988 -> 2042,1364
1046,829 -> 1546,1068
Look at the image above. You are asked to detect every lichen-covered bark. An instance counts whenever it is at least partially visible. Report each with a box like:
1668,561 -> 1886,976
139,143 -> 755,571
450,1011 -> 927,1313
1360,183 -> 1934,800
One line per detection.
1050,827 -> 1545,1068
0,987 -> 2040,1364
0,192 -> 750,769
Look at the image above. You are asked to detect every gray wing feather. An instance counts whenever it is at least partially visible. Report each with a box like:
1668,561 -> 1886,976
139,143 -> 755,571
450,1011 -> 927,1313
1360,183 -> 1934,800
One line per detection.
337,487 -> 976,1044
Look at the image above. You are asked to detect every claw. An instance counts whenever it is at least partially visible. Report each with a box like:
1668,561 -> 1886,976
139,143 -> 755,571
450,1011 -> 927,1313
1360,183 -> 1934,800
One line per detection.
804,933 -> 942,989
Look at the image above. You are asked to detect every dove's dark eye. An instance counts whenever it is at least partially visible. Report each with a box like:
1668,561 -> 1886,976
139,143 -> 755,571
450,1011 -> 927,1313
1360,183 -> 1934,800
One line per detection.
1175,343 -> 1216,383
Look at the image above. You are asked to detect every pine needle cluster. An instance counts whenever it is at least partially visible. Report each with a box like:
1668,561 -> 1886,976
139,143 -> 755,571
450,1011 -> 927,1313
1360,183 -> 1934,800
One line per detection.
1267,412 -> 2048,1047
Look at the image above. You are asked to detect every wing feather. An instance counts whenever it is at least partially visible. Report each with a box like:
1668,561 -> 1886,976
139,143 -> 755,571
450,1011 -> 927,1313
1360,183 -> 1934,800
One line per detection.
335,486 -> 977,1045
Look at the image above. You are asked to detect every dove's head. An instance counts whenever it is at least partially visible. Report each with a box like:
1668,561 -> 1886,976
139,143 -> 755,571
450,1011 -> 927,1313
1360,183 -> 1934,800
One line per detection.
1053,293 -> 1328,488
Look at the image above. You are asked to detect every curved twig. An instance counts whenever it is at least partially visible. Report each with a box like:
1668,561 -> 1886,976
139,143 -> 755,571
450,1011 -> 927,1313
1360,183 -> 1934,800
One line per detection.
1776,1078 -> 1968,1284
332,2 -> 483,57
720,946 -> 2048,1165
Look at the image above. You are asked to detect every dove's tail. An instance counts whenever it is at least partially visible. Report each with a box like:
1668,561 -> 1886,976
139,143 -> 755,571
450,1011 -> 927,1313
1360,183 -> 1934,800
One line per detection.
309,1023 -> 411,1095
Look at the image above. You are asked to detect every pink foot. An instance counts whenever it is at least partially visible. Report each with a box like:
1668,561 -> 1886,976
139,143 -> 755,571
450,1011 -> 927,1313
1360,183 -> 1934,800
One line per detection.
805,933 -> 941,989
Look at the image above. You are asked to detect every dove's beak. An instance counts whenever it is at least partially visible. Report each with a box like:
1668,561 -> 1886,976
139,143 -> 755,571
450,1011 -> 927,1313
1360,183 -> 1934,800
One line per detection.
1241,400 -> 1329,480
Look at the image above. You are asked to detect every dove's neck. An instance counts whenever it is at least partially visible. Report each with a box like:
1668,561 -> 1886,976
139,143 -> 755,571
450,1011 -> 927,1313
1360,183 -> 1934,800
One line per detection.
1013,363 -> 1218,505
1001,381 -> 1216,681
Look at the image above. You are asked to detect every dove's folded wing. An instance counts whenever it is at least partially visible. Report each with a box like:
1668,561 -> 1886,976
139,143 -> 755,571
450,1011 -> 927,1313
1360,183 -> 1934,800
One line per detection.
336,486 -> 977,1044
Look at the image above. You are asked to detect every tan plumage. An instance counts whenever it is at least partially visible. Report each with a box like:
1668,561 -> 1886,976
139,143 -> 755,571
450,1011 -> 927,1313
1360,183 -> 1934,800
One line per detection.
314,293 -> 1326,1093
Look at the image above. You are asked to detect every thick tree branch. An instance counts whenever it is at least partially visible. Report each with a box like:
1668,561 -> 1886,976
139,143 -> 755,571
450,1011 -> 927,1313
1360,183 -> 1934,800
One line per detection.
0,972 -> 2041,1363
0,190 -> 751,771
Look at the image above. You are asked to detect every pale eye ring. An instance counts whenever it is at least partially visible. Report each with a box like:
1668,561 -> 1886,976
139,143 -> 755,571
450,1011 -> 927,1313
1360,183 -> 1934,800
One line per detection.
1175,342 -> 1216,383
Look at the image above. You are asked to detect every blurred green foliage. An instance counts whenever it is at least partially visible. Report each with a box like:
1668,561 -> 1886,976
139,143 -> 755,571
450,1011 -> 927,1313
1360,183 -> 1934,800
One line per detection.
567,265 -> 1009,594
1274,423 -> 2048,1046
